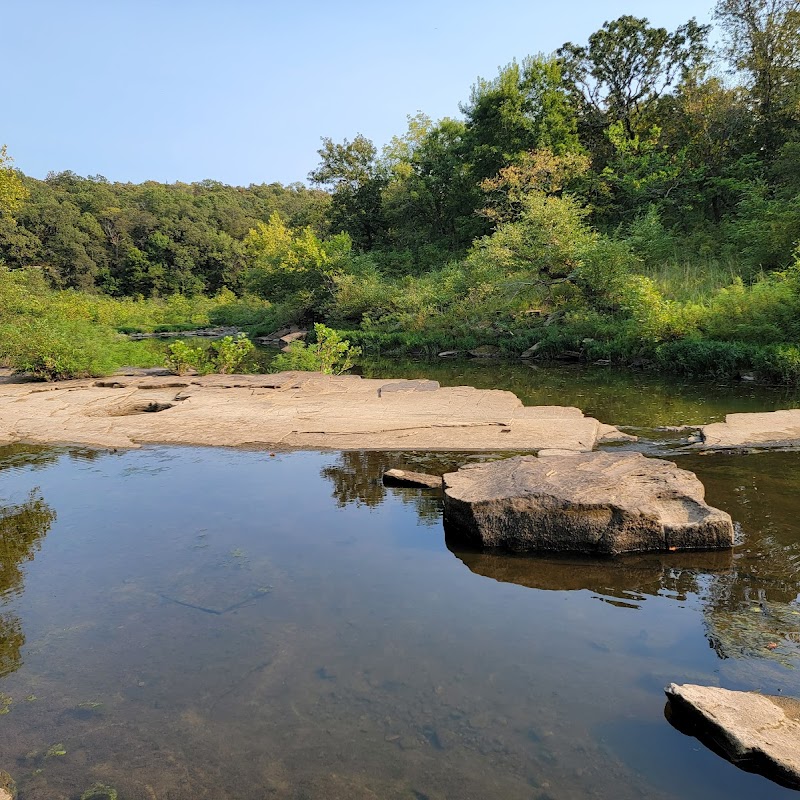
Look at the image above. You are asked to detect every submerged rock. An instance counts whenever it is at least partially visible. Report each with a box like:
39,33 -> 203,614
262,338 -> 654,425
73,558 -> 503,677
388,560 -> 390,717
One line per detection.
665,683 -> 800,790
382,469 -> 442,489
80,785 -> 118,800
442,452 -> 734,555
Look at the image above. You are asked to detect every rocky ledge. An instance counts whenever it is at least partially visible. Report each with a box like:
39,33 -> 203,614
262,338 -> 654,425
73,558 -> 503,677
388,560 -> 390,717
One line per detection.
699,409 -> 800,450
442,452 -> 734,554
665,683 -> 800,790
0,370 -> 632,452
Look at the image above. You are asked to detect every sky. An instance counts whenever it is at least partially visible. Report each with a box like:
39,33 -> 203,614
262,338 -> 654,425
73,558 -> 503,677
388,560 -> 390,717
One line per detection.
3,0 -> 717,187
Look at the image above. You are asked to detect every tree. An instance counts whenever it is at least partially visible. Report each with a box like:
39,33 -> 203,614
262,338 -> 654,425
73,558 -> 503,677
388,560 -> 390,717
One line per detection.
558,16 -> 710,144
382,117 -> 483,253
481,148 -> 591,225
462,56 -> 582,182
0,145 -> 27,217
308,134 -> 387,250
243,212 -> 352,313
715,0 -> 800,149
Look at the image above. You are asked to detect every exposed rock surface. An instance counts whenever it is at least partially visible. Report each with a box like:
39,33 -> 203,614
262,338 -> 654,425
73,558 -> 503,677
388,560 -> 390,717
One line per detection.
442,452 -> 734,554
383,469 -> 443,488
0,370 -> 624,452
700,409 -> 800,450
254,325 -> 307,348
665,683 -> 800,790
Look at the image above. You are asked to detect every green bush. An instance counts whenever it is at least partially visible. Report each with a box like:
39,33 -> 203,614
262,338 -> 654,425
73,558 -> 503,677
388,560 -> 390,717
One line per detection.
0,317 -> 160,380
272,324 -> 361,374
165,334 -> 255,375
164,340 -> 210,375
208,334 -> 255,374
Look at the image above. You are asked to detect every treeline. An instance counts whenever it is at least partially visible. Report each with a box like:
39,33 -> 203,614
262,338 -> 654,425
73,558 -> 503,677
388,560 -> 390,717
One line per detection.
0,176 -> 330,295
3,4 -> 799,294
2,1 -> 800,381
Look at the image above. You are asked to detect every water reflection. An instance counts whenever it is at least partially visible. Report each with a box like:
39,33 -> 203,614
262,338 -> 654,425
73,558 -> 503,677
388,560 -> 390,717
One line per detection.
0,490 -> 56,676
321,450 -> 511,524
446,541 -> 733,608
1,444 -> 799,800
361,359 -> 800,427
445,451 -> 800,667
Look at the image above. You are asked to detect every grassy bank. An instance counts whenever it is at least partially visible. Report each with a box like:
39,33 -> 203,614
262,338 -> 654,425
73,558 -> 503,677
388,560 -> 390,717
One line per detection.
3,254 -> 800,385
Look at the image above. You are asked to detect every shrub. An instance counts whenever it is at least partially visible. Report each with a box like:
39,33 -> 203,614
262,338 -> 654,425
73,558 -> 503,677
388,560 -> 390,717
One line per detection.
165,334 -> 255,375
208,334 -> 255,374
164,340 -> 210,375
271,324 -> 361,375
0,318 -> 160,380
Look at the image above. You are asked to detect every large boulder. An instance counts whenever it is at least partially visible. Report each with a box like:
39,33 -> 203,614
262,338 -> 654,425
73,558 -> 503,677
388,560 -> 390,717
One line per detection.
665,684 -> 800,790
442,452 -> 734,555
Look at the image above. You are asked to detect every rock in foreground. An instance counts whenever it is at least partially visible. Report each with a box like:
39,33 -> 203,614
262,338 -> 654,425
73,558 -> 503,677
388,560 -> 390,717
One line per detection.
665,683 -> 800,790
442,452 -> 733,554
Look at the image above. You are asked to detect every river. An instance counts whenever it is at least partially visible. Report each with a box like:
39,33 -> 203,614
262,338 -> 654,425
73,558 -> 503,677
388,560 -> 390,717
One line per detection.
0,362 -> 798,799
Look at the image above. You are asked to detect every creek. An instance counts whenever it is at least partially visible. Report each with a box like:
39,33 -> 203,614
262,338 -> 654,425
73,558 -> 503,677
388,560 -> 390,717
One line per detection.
0,362 -> 799,799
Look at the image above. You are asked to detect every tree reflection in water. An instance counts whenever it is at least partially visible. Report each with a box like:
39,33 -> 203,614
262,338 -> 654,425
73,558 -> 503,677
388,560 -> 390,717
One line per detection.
0,489 -> 57,677
323,448 -> 800,667
320,451 -> 442,523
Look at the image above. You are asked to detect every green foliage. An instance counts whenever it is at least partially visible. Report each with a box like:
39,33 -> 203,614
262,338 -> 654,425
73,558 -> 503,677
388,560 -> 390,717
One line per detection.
0,317 -> 156,381
0,173 -> 329,294
244,212 -> 352,315
309,134 -> 387,250
272,324 -> 361,375
715,0 -> 800,149
164,340 -> 209,375
625,205 -> 677,266
209,334 -> 255,374
3,12 -> 800,386
0,145 -> 27,216
558,15 -> 710,141
165,334 -> 255,375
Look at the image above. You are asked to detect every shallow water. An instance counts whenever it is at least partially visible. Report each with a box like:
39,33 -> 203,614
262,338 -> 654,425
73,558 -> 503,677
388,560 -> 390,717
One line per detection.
360,359 -> 800,428
0,365 -> 799,799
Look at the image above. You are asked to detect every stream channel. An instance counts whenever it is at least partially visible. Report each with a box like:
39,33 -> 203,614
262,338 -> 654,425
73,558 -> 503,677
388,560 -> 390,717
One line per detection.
1,362 -> 799,799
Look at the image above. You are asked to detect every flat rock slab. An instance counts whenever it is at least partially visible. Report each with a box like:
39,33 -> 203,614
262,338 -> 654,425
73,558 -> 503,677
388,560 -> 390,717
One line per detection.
442,452 -> 734,554
382,469 -> 443,488
700,409 -> 800,450
0,371 -> 624,452
665,683 -> 800,790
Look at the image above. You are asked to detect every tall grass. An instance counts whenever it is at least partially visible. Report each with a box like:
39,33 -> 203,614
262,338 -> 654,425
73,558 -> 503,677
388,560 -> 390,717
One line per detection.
642,257 -> 745,303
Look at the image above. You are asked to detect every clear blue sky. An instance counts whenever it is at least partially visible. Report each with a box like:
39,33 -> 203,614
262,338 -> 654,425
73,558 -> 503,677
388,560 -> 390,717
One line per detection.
4,0 -> 716,186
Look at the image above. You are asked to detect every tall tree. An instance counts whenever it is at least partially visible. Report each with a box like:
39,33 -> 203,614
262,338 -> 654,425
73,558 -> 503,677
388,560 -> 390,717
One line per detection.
715,0 -> 800,150
462,56 -> 581,183
308,134 -> 386,250
558,16 -> 710,145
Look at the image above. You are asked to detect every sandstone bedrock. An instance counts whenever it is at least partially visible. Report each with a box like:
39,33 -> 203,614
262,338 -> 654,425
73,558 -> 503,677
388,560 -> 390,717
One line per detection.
0,370 -> 632,453
442,452 -> 734,555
